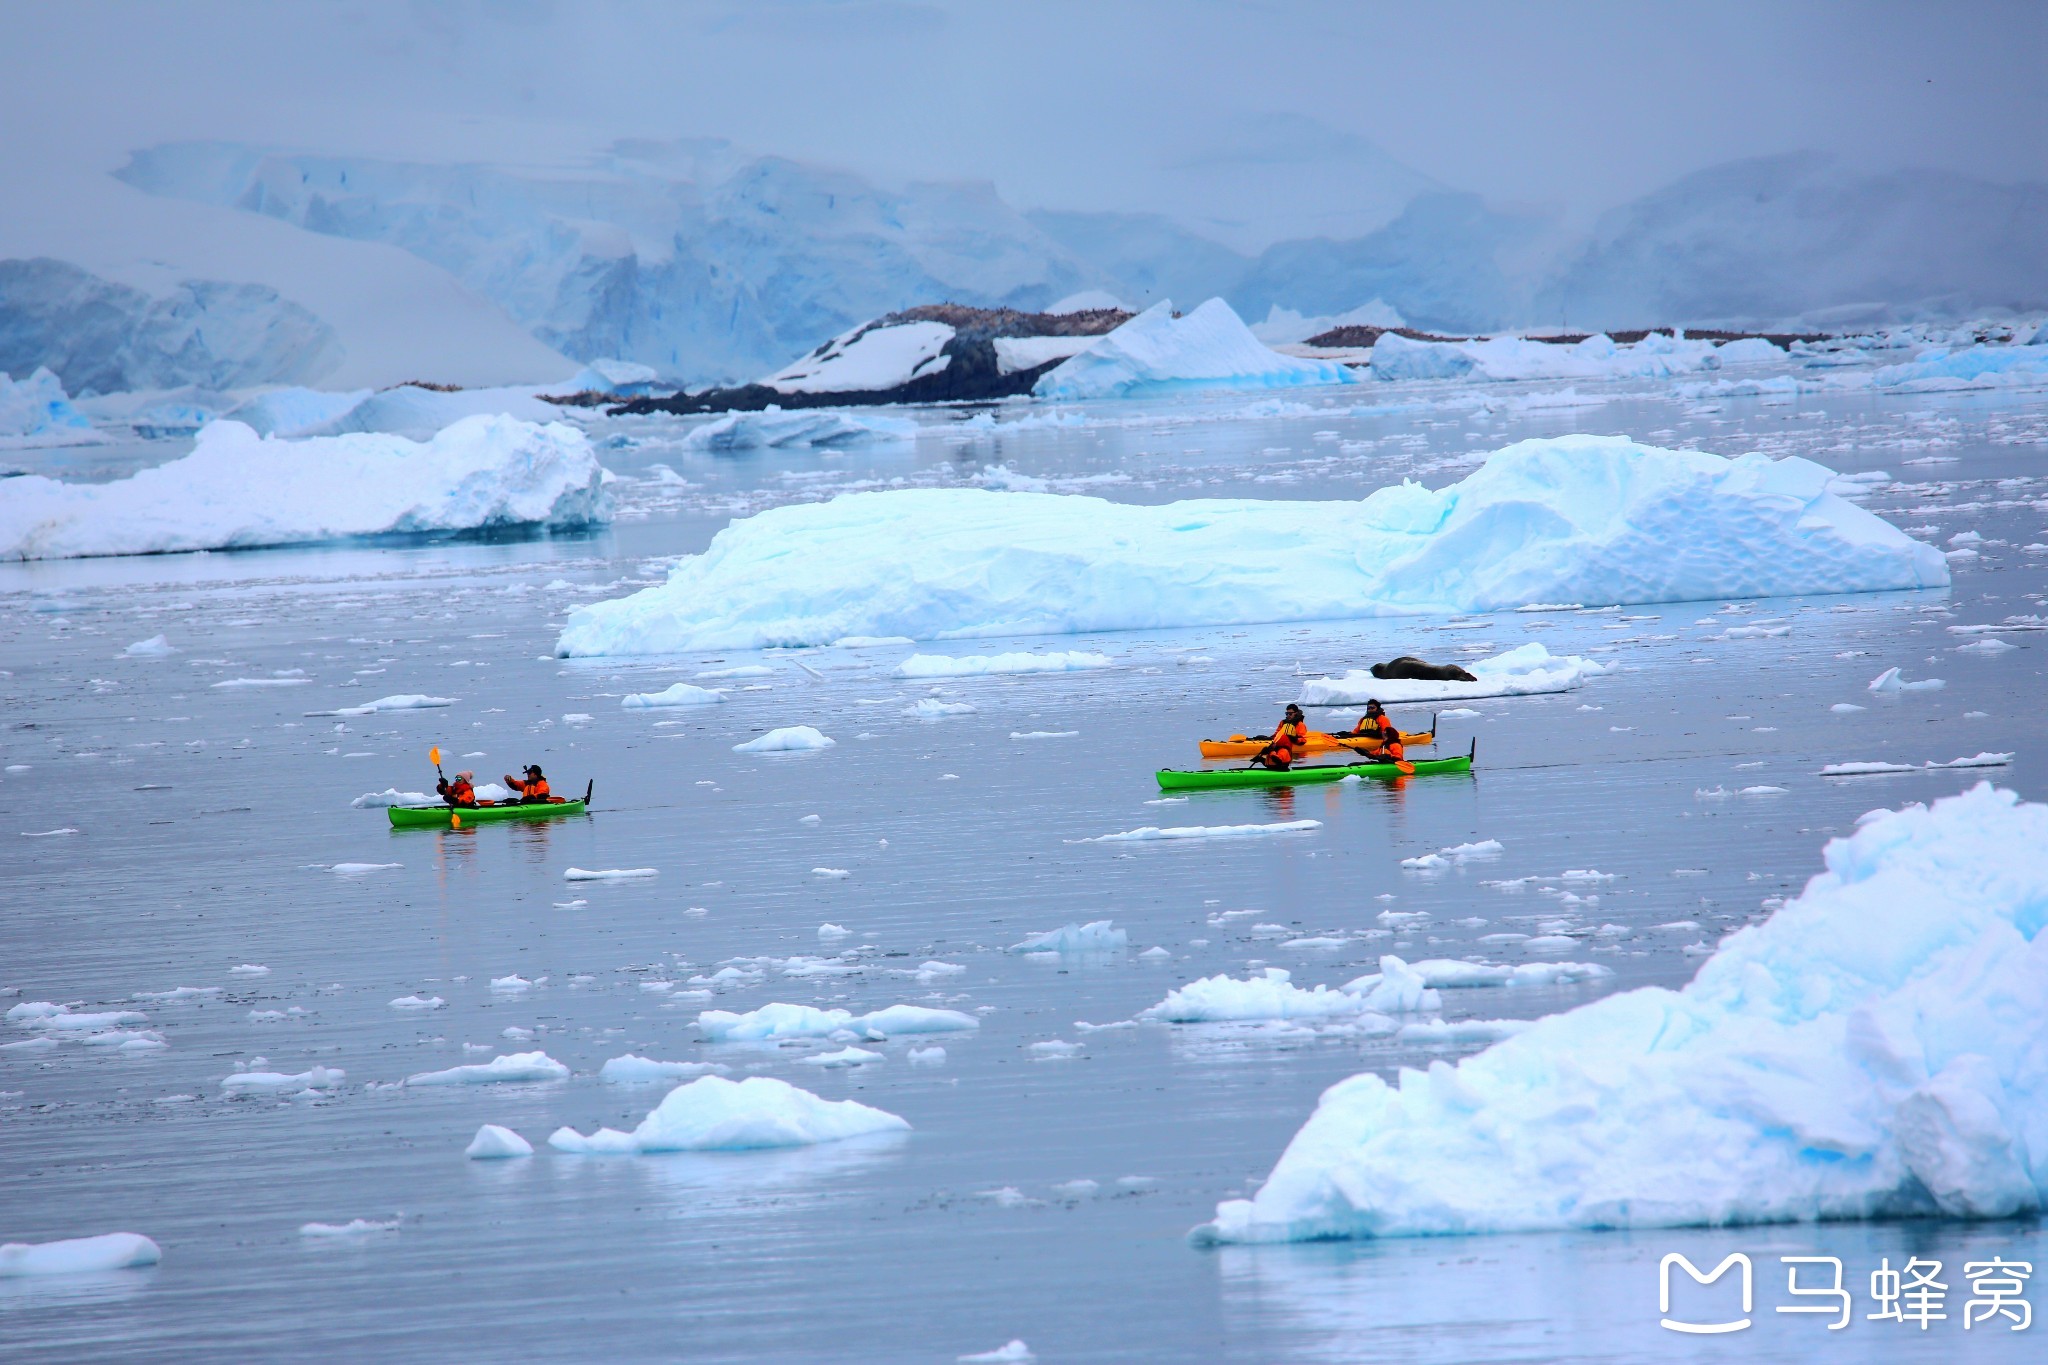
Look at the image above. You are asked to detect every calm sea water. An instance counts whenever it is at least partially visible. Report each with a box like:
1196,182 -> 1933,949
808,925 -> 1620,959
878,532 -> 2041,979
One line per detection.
3,380 -> 2043,1361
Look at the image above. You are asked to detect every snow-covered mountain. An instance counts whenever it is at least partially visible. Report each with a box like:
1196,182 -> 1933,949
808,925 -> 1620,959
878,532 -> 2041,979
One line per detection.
0,258 -> 339,394
115,140 -> 1113,386
1541,154 -> 2048,330
7,135 -> 2043,398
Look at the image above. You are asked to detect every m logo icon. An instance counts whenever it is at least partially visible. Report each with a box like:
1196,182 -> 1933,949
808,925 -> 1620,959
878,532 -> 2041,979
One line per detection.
1660,1253 -> 1754,1334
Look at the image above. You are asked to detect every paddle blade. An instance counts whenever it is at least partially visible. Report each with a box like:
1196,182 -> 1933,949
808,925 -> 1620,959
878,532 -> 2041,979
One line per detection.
451,812 -> 461,828
429,746 -> 442,766
1396,761 -> 1416,775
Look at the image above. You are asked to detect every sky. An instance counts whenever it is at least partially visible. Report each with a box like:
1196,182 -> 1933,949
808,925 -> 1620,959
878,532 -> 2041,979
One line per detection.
3,0 -> 2044,251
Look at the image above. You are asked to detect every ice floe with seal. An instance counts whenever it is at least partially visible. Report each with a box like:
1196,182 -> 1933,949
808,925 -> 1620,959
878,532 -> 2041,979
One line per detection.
1301,644 -> 1608,707
683,408 -> 917,451
1196,782 -> 2048,1242
0,414 -> 609,561
556,435 -> 1944,655
1033,299 -> 1355,401
547,1075 -> 909,1153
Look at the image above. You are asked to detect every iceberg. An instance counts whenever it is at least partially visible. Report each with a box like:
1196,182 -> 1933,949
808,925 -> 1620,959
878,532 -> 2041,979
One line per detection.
0,1233 -> 162,1278
224,386 -> 375,437
0,414 -> 608,561
1300,644 -> 1609,706
1371,331 -> 1739,384
0,367 -> 104,448
1034,299 -> 1355,400
698,1002 -> 977,1042
1198,783 -> 2048,1242
556,436 -> 1946,655
683,408 -> 917,451
1872,344 -> 2048,391
547,1075 -> 909,1153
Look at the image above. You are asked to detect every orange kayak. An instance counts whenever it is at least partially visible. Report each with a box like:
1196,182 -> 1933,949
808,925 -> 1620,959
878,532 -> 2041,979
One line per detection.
1198,719 -> 1436,760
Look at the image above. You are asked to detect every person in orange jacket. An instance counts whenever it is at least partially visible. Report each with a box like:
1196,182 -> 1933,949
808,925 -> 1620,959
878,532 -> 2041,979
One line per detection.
504,765 -> 551,803
1252,704 -> 1311,770
437,770 -> 478,807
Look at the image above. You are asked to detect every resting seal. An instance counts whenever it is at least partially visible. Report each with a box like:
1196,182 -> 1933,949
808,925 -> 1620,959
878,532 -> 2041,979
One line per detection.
1370,655 -> 1477,683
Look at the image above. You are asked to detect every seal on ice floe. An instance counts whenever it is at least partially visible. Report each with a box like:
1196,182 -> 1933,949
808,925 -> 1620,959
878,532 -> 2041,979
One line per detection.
1369,655 -> 1478,682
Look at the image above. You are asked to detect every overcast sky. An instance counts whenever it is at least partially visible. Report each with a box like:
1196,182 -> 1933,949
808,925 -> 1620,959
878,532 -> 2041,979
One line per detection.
5,0 -> 2044,250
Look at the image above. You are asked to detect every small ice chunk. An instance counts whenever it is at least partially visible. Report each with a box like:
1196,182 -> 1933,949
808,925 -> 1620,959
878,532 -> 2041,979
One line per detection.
0,1233 -> 162,1277
818,923 -> 851,937
221,1065 -> 345,1096
329,862 -> 401,875
547,1075 -> 908,1152
489,975 -> 532,992
389,995 -> 445,1010
958,1340 -> 1035,1364
600,1055 -> 729,1084
813,867 -> 851,879
622,682 -> 724,709
299,1219 -> 400,1237
1139,946 -> 1173,960
465,1124 -> 534,1159
733,726 -> 835,752
1079,819 -> 1320,843
799,1045 -> 884,1067
1007,921 -> 1127,953
1028,1040 -> 1083,1058
229,964 -> 271,976
907,1046 -> 947,1066
563,867 -> 656,880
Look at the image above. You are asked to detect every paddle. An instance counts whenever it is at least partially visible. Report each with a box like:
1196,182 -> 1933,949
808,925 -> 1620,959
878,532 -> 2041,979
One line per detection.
429,745 -> 445,783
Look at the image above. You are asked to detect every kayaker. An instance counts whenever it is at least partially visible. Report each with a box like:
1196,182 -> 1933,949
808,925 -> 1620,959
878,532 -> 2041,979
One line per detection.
1338,700 -> 1390,743
1252,705 -> 1310,770
504,764 -> 551,803
1376,727 -> 1406,766
437,770 -> 478,808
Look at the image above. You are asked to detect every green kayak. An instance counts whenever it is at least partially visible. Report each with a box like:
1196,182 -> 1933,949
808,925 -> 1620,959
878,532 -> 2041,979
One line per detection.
388,799 -> 588,829
1156,741 -> 1474,792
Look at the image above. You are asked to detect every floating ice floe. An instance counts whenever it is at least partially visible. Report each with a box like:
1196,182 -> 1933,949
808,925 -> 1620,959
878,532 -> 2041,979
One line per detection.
465,1124 -> 533,1159
622,682 -> 725,709
388,995 -> 445,1010
1822,753 -> 2013,776
0,1232 -> 161,1277
1370,330 -> 1759,385
1034,299 -> 1354,400
902,698 -> 977,718
299,1218 -> 400,1237
563,867 -> 657,881
698,1001 -> 978,1042
329,862 -> 400,875
122,635 -> 177,657
547,1075 -> 909,1153
8,1003 -> 148,1031
1144,968 -> 1382,1023
405,1051 -> 569,1086
1009,921 -> 1129,954
0,415 -> 609,560
1868,667 -> 1944,693
599,1055 -> 730,1084
309,694 -> 457,718
799,1046 -> 884,1067
1302,644 -> 1608,706
350,788 -> 433,809
732,726 -> 835,753
221,1065 -> 346,1096
1197,783 -> 2048,1242
1079,820 -> 1321,843
557,436 -> 1942,654
683,408 -> 916,451
957,1340 -> 1036,1364
896,651 -> 1113,677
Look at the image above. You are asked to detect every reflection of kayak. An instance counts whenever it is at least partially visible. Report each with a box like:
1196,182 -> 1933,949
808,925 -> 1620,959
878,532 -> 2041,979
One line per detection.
1157,743 -> 1474,792
1198,717 -> 1435,760
388,799 -> 588,829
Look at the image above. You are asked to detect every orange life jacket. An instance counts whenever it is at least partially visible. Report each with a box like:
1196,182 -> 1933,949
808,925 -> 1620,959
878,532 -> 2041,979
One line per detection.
1380,736 -> 1405,763
520,777 -> 549,801
446,779 -> 476,806
1271,719 -> 1308,761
